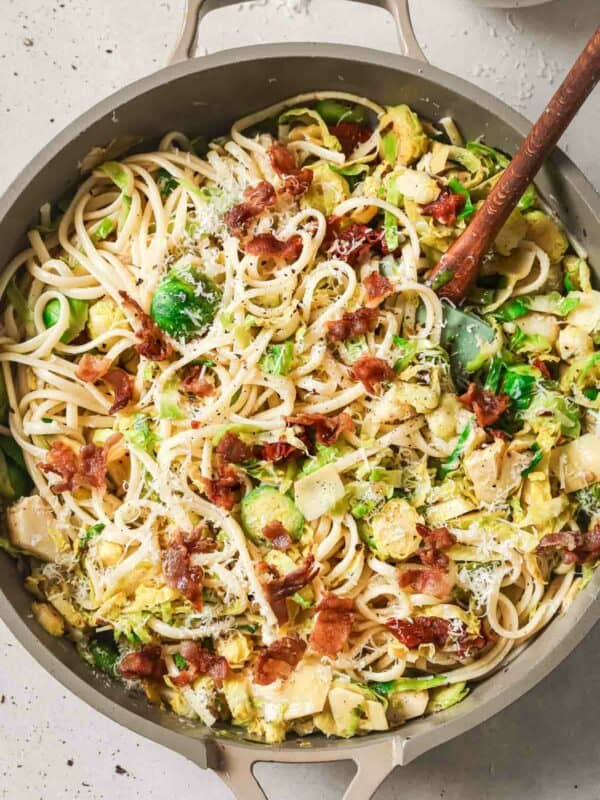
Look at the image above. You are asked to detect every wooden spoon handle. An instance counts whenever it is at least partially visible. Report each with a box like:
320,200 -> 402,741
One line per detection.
429,26 -> 600,304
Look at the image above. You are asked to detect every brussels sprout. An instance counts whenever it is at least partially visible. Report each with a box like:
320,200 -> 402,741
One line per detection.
525,210 -> 569,263
43,297 -> 88,343
379,105 -> 428,166
314,99 -> 367,125
87,297 -> 125,351
367,498 -> 422,561
494,207 -> 527,255
301,163 -> 349,216
150,266 -> 221,340
241,486 -> 304,545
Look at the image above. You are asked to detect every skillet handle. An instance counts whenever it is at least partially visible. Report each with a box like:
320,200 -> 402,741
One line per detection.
212,738 -> 397,800
169,0 -> 426,64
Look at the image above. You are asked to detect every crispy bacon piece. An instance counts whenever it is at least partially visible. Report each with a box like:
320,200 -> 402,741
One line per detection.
268,144 -> 313,197
39,436 -> 120,494
363,272 -> 393,308
254,636 -> 307,685
386,616 -> 486,656
326,307 -> 379,342
76,355 -> 134,414
224,180 -> 276,237
203,463 -> 244,511
182,524 -> 218,554
399,567 -> 455,602
285,412 -> 354,445
162,531 -> 204,609
323,217 -> 384,266
75,354 -> 111,382
171,640 -> 230,687
350,354 -> 395,394
262,554 -> 320,623
309,594 -> 355,658
120,291 -> 173,361
416,523 -> 457,568
537,526 -> 600,565
260,439 -> 305,463
458,382 -> 510,428
246,232 -> 303,261
532,357 -> 552,380
420,187 -> 465,226
263,521 -> 292,551
182,365 -> 215,397
215,432 -> 256,465
329,122 -> 372,157
119,645 -> 166,681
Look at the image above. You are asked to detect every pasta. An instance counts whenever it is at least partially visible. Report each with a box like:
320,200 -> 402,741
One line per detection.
2,92 -> 599,743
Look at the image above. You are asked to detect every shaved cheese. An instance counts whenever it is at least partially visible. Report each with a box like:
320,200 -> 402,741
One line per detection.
294,464 -> 345,521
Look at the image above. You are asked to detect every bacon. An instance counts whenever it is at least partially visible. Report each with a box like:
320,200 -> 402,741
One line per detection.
75,354 -> 111,382
309,594 -> 355,658
76,355 -> 134,414
285,412 -> 354,445
420,187 -> 465,226
119,645 -> 166,681
120,291 -> 173,361
262,554 -> 319,623
245,232 -> 303,261
537,525 -> 600,564
329,122 -> 372,157
182,365 -> 215,397
181,524 -> 218,554
458,382 -> 510,427
224,181 -> 276,237
323,217 -> 384,266
326,307 -> 379,342
260,439 -> 305,463
363,272 -> 393,308
39,436 -> 120,494
263,521 -> 292,551
532,357 -> 552,380
416,523 -> 457,568
268,144 -> 313,197
282,170 -> 313,197
215,432 -> 256,465
254,636 -> 307,685
349,354 -> 395,394
162,531 -> 204,609
171,640 -> 230,687
203,463 -> 244,511
386,616 -> 486,656
399,567 -> 455,602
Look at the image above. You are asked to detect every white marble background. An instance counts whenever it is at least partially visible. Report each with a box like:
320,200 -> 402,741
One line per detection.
0,1 -> 599,798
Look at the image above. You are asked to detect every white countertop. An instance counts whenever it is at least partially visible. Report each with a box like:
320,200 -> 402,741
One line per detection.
1,1 -> 599,798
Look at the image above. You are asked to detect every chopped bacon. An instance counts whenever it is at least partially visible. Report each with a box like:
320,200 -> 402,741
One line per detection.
246,232 -> 303,261
285,412 -> 354,445
416,523 -> 457,568
363,272 -> 393,307
203,463 -> 244,510
182,365 -> 215,397
458,382 -> 510,427
326,307 -> 379,342
181,524 -> 218,554
162,531 -> 204,609
76,355 -> 133,414
399,567 -> 455,602
282,170 -> 313,197
350,354 -> 395,394
263,521 -> 292,551
224,180 -> 276,237
171,640 -> 230,687
215,432 -> 256,465
262,554 -> 319,623
39,436 -> 120,494
323,217 -> 384,266
386,616 -> 486,656
537,525 -> 600,565
120,291 -> 173,361
268,144 -> 313,197
532,358 -> 552,380
75,354 -> 111,382
260,439 -> 306,463
119,645 -> 166,681
254,636 -> 307,685
420,187 -> 465,226
309,594 -> 355,658
329,122 -> 372,157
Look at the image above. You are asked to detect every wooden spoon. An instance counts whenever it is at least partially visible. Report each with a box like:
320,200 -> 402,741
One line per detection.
428,26 -> 600,304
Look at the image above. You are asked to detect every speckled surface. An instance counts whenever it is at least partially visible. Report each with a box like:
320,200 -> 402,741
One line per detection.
1,1 -> 599,798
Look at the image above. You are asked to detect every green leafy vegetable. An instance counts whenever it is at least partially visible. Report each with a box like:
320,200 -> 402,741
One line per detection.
91,217 -> 115,242
159,379 -> 186,420
518,184 -> 537,211
90,639 -> 119,675
381,131 -> 398,164
392,336 -> 418,372
439,421 -> 473,479
466,140 -> 510,169
521,443 -> 543,477
98,161 -> 132,194
490,297 -> 530,322
440,305 -> 495,390
484,356 -> 504,393
43,297 -> 89,344
6,279 -> 32,324
501,364 -> 540,410
278,108 -> 341,151
79,523 -> 105,550
370,675 -> 448,695
157,168 -> 179,198
301,443 -> 341,476
447,177 -> 474,221
173,652 -> 188,670
291,592 -> 313,609
314,100 -> 367,125
151,266 -> 222,340
328,162 -> 369,189
125,413 -> 158,453
260,341 -> 294,376
508,325 -> 551,355
384,176 -> 403,251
